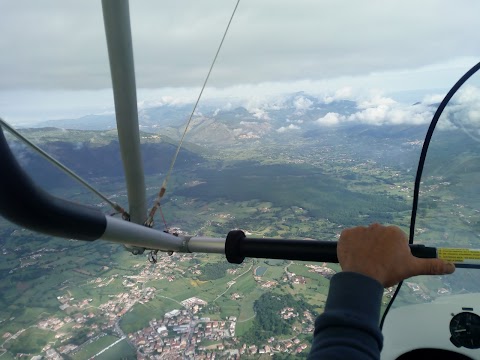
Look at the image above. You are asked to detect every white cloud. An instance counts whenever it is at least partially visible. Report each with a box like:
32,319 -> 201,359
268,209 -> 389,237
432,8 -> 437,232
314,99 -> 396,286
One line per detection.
316,112 -> 344,126
348,95 -> 433,126
138,95 -> 194,109
324,87 -> 354,104
357,95 -> 396,109
4,78 -> 478,131
456,85 -> 480,105
293,96 -> 313,111
422,93 -> 445,105
277,124 -> 300,133
439,85 -> 480,136
2,1 -> 480,91
2,59 -> 476,125
251,108 -> 270,121
316,94 -> 435,127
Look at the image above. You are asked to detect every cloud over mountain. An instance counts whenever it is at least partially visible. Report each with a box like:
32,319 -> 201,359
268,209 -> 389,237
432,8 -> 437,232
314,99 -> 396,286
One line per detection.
277,124 -> 301,133
438,85 -> 480,135
293,97 -> 313,111
316,94 -> 435,127
316,112 -> 344,126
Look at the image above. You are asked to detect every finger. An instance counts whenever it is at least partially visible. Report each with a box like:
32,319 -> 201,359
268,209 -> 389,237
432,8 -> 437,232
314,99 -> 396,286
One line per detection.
340,225 -> 365,239
410,258 -> 456,277
386,225 -> 408,239
340,228 -> 350,238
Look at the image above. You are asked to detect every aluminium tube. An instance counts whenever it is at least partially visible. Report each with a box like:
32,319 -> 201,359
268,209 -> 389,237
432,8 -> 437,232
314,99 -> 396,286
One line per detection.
103,216 -> 187,251
102,221 -> 226,254
102,0 -> 147,225
185,236 -> 226,254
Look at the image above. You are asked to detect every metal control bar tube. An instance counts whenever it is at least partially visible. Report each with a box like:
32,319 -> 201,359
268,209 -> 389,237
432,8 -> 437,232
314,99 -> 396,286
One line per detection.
186,236 -> 226,254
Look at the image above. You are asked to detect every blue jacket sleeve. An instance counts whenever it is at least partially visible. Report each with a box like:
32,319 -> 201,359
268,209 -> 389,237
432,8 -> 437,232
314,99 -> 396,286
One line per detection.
308,272 -> 384,359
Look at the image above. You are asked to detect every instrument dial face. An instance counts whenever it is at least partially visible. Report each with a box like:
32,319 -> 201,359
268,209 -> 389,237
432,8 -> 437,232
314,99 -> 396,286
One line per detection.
450,312 -> 480,349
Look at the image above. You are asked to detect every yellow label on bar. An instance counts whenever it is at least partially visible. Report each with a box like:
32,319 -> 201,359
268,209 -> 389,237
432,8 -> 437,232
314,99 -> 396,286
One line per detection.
437,248 -> 480,263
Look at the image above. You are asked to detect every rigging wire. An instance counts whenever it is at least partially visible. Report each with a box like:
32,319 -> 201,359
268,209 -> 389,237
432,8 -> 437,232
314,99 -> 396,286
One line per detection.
158,201 -> 168,229
0,118 -> 130,220
145,0 -> 241,227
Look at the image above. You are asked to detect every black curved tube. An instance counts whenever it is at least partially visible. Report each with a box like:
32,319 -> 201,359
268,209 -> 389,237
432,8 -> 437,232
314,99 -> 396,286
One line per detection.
0,127 -> 106,240
409,61 -> 480,244
381,61 -> 480,331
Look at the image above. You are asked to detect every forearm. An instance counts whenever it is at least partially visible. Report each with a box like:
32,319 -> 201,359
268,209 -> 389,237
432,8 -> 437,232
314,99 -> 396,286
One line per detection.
308,272 -> 384,360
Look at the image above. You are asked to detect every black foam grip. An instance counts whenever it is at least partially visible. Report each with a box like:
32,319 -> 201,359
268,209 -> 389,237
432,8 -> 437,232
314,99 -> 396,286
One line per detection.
225,232 -> 438,265
225,231 -> 338,264
225,230 -> 246,264
0,128 -> 106,240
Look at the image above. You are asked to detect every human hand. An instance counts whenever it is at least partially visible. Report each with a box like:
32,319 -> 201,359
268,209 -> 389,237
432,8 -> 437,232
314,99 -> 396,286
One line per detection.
337,223 -> 455,288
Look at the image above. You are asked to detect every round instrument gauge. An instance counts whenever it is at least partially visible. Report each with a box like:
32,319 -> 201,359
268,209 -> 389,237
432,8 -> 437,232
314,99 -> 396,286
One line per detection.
449,312 -> 480,349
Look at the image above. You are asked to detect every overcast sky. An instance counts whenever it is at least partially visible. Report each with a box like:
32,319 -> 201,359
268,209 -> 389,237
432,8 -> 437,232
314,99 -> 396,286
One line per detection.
1,0 -> 480,124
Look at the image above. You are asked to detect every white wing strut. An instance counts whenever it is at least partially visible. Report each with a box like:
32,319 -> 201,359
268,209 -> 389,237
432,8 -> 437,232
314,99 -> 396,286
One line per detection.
101,0 -> 147,231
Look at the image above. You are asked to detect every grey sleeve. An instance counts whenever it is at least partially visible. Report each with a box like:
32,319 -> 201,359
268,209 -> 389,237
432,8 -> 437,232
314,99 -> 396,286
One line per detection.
308,272 -> 384,359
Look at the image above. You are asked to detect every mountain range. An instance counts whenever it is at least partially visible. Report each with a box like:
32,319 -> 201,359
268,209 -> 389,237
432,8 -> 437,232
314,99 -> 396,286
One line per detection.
27,91 -> 438,157
8,91 -> 438,189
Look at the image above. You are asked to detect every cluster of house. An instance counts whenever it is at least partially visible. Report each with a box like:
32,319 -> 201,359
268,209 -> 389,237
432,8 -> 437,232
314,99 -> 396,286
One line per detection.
129,303 -> 238,358
56,293 -> 94,312
4,251 -> 328,359
230,292 -> 243,300
181,297 -> 208,310
129,293 -> 317,358
98,287 -> 156,320
261,280 -> 278,288
305,263 -> 336,279
38,316 -> 71,331
280,307 -> 299,320
239,337 -> 309,356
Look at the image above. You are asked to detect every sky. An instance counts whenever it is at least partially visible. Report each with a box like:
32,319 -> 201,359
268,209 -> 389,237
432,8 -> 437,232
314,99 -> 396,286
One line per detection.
1,0 -> 480,125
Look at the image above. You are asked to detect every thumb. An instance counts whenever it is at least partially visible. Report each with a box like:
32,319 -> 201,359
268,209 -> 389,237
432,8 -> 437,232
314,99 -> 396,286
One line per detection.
410,258 -> 456,277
